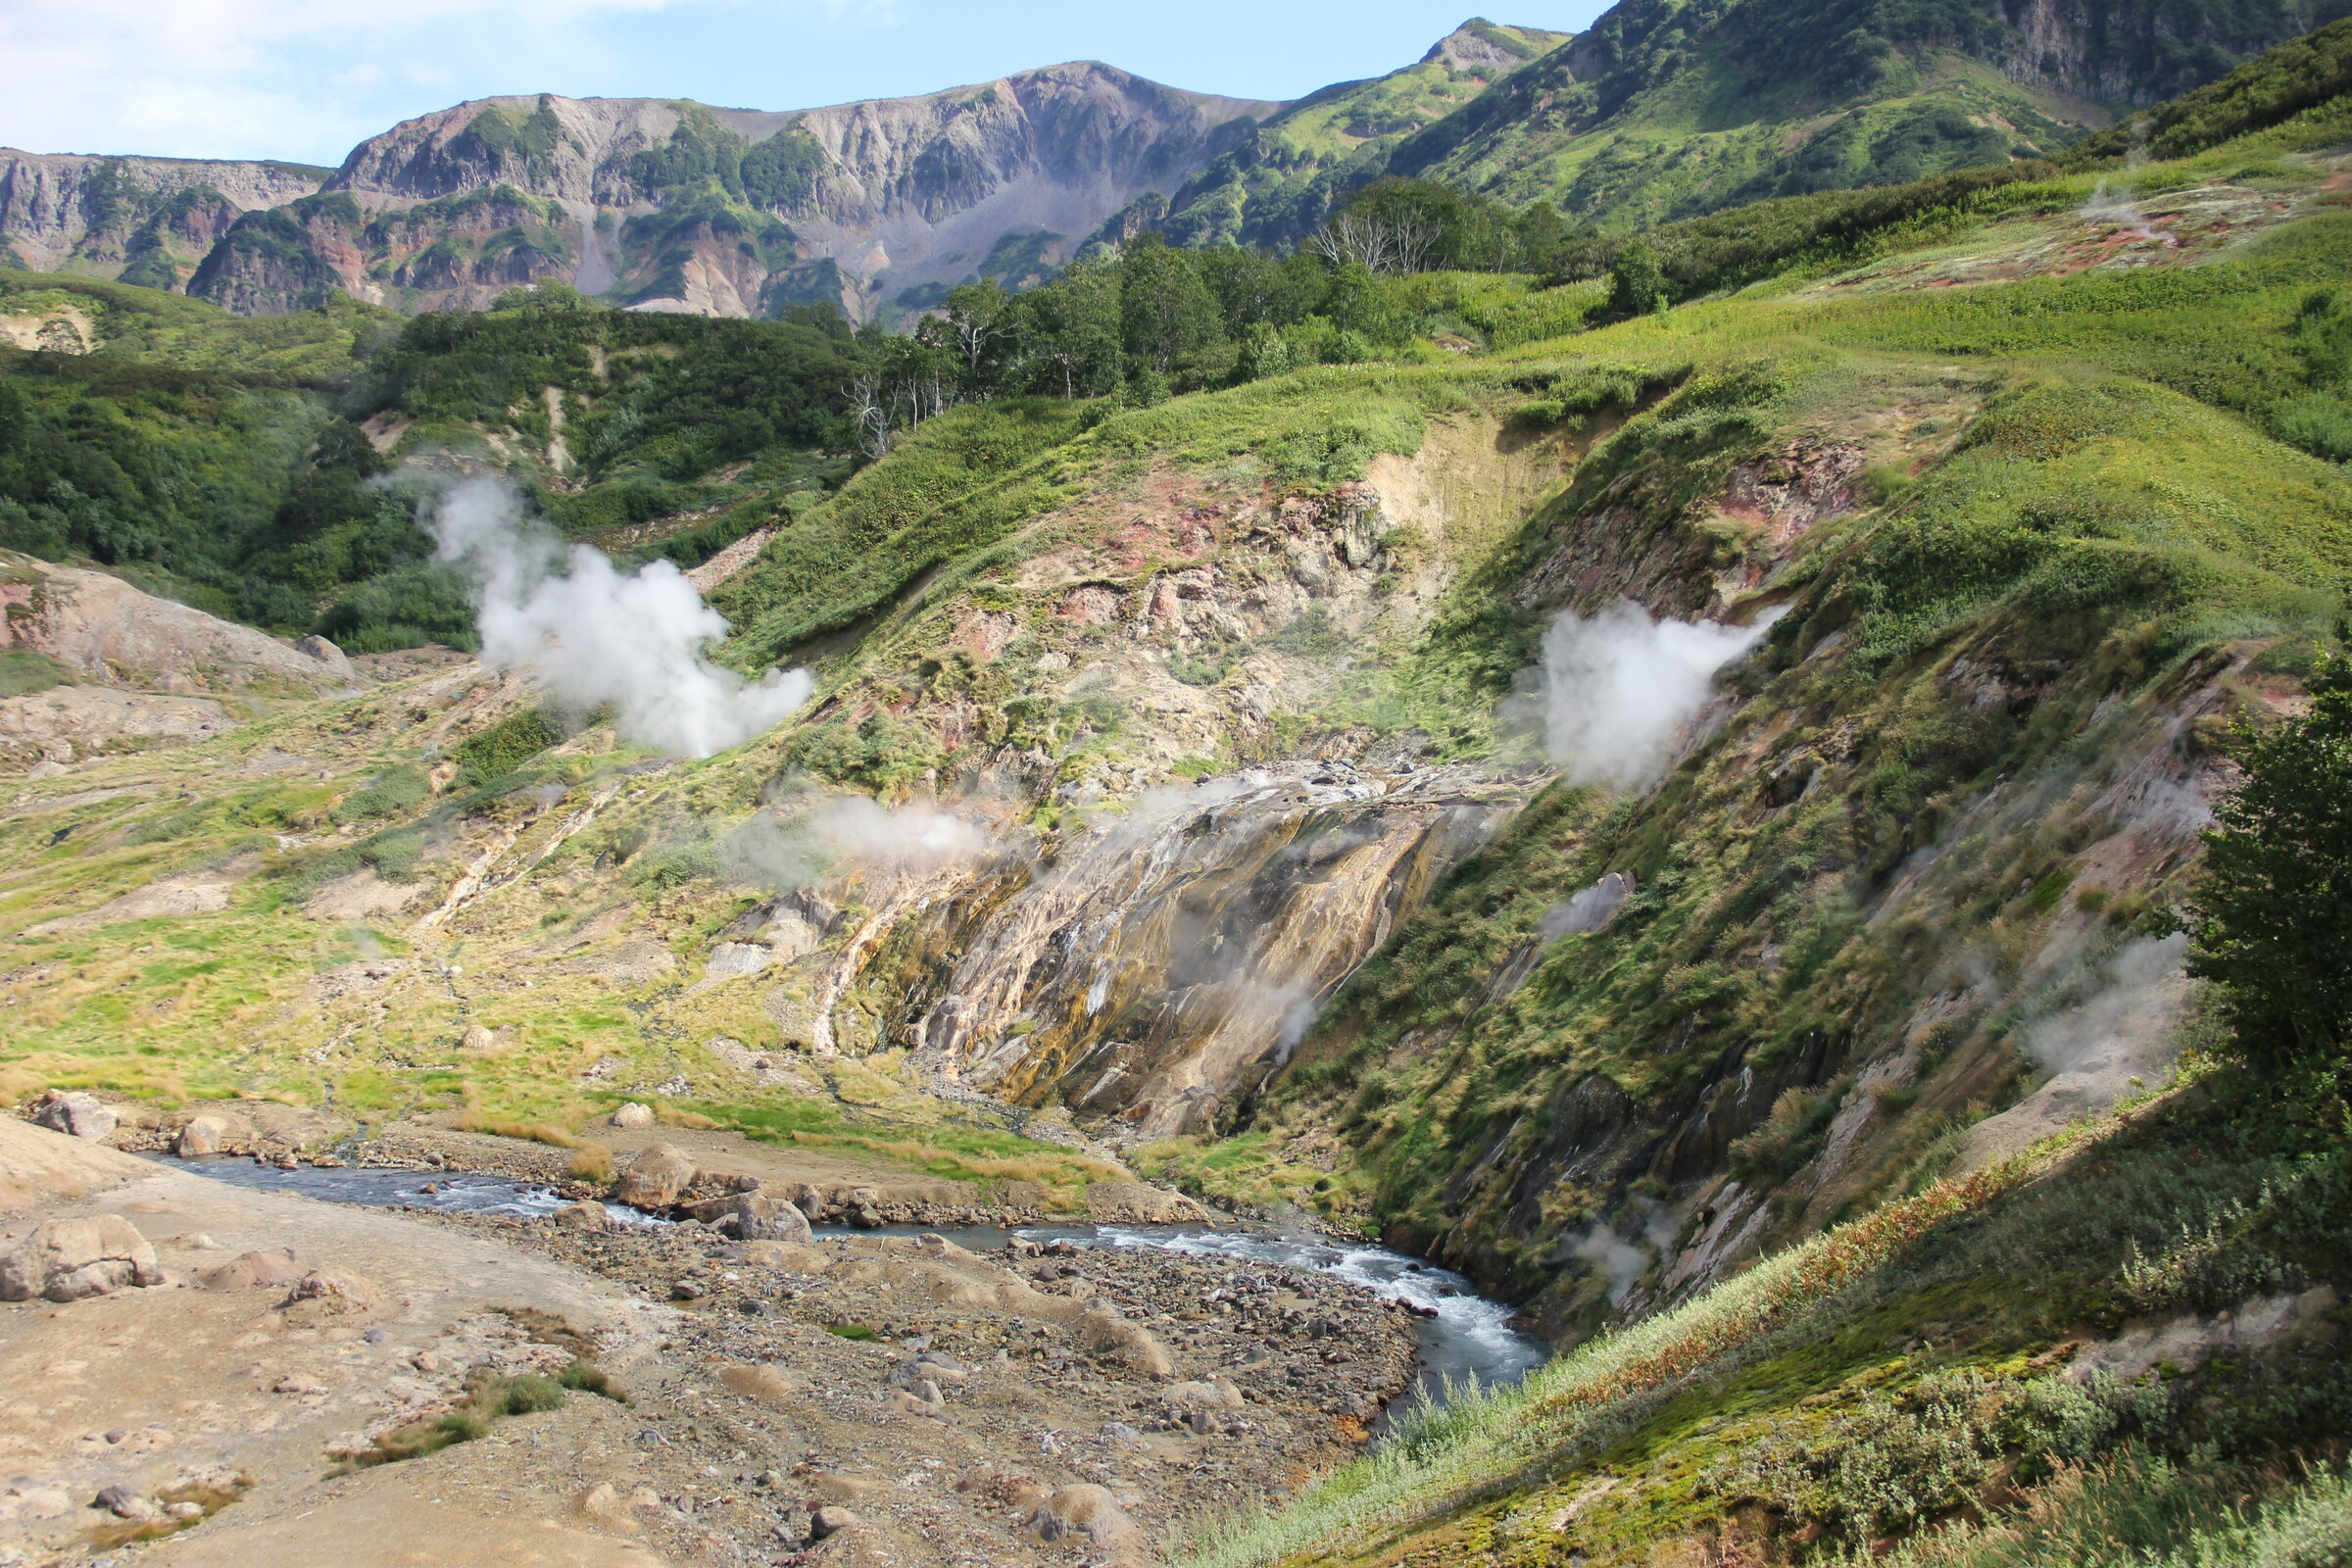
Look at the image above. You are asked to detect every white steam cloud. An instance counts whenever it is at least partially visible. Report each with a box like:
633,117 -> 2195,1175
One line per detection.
428,476 -> 810,759
2024,934 -> 2190,1081
1533,600 -> 1771,790
1568,1203 -> 1679,1306
724,796 -> 993,889
808,797 -> 992,869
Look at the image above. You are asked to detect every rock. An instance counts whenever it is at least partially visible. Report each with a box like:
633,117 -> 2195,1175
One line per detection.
557,1200 -> 615,1231
285,1268 -> 381,1312
1165,1375 -> 1246,1410
707,1193 -> 812,1245
670,1279 -> 707,1300
614,1143 -> 694,1207
0,1215 -> 162,1301
718,1364 -> 811,1406
174,1114 -> 230,1156
29,1090 -> 115,1142
196,1247 -> 304,1292
608,1102 -> 655,1129
294,634 -> 358,682
1076,1305 -> 1175,1378
460,1023 -> 497,1052
93,1485 -> 156,1521
809,1504 -> 862,1540
578,1482 -> 642,1535
1026,1483 -> 1133,1547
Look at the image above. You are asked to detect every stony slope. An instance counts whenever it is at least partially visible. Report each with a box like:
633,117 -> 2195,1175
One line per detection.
3,33 -> 2352,1568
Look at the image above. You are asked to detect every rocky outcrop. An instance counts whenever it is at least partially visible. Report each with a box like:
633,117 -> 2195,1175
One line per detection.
903,760 -> 1523,1138
0,1214 -> 162,1301
0,556 -> 364,770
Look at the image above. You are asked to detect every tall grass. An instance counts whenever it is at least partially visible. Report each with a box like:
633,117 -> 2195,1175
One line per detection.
1181,1152 -> 2050,1567
1858,1454 -> 2352,1568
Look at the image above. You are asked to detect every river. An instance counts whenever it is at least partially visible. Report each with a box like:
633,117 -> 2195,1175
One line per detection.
148,1154 -> 1548,1419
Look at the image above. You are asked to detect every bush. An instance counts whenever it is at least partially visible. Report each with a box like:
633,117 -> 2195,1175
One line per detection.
331,766 -> 429,824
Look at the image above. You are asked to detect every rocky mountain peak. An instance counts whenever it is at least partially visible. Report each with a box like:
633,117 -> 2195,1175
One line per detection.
1420,17 -> 1567,76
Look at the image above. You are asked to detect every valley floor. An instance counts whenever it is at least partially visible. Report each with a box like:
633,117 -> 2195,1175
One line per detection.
0,1116 -> 1425,1568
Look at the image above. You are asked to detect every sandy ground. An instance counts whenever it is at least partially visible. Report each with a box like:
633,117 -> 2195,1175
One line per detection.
1,1120 -> 1418,1568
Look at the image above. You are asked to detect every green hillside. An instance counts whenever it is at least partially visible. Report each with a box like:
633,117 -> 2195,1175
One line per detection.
1161,20 -> 1570,249
1390,0 -> 2352,228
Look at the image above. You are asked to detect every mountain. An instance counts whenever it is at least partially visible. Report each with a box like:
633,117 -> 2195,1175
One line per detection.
1390,0 -> 2352,225
165,69 -> 1279,320
0,152 -> 329,286
6,5 -> 2340,323
1155,18 -> 1570,249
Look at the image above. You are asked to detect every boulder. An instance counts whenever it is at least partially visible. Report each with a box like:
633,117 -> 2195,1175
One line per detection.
0,1215 -> 161,1301
174,1114 -> 230,1156
707,1193 -> 812,1245
608,1102 -> 655,1129
294,634 -> 358,683
285,1268 -> 380,1313
93,1485 -> 156,1521
1026,1484 -> 1134,1547
1164,1375 -> 1247,1411
578,1482 -> 642,1536
29,1090 -> 115,1142
809,1504 -> 861,1540
557,1200 -> 615,1231
1076,1306 -> 1175,1378
196,1247 -> 304,1292
460,1024 -> 498,1053
614,1143 -> 695,1208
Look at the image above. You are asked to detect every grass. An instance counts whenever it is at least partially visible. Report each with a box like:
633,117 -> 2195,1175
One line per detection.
338,1371 -> 575,1470
1185,1074 -> 2352,1566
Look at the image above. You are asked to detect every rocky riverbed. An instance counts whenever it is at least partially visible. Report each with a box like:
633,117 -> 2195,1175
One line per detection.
0,1114 -> 1424,1568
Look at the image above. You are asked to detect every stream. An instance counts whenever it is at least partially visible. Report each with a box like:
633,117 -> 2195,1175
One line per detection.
148,1154 -> 1548,1418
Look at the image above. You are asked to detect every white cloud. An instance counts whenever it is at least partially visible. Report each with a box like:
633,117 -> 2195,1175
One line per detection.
0,0 -> 798,162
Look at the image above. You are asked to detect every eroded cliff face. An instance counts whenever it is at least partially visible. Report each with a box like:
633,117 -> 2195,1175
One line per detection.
888,761 -> 1524,1139
0,152 -> 322,282
4,68 -> 1273,317
186,72 -> 1273,317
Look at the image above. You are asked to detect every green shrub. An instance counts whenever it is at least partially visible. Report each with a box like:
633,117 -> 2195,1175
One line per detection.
451,708 -> 564,789
331,766 -> 429,824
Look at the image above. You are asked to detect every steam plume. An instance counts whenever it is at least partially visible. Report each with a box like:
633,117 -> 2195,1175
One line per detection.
428,476 -> 809,759
724,795 -> 992,889
1533,600 -> 1769,790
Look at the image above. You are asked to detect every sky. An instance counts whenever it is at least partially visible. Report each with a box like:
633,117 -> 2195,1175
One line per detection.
0,1 -> 1605,168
